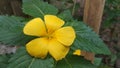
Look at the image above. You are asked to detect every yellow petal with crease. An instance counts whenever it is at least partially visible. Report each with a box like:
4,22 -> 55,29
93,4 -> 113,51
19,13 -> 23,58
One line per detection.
48,39 -> 69,61
44,15 -> 64,33
23,18 -> 47,36
53,26 -> 76,46
26,38 -> 48,59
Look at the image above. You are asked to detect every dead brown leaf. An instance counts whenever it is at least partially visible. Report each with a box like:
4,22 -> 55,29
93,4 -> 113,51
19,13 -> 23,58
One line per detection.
81,50 -> 95,63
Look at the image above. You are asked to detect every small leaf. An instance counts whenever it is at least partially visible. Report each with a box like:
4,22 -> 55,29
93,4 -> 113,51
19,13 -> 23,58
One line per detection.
93,58 -> 102,66
22,0 -> 58,18
8,47 -> 55,68
0,16 -> 35,46
65,20 -> 111,55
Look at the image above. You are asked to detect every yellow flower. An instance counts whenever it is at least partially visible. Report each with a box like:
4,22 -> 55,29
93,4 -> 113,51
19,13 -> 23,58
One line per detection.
73,49 -> 81,56
23,15 -> 76,61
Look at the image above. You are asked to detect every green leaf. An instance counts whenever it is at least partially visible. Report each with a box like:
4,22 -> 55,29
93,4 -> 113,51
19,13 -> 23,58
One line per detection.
93,58 -> 102,66
0,63 -> 8,68
65,20 -> 110,55
22,0 -> 58,18
98,63 -> 112,68
58,10 -> 73,21
56,55 -> 97,68
0,55 -> 9,63
8,47 -> 55,68
0,16 -> 35,46
110,54 -> 117,66
0,54 -> 11,68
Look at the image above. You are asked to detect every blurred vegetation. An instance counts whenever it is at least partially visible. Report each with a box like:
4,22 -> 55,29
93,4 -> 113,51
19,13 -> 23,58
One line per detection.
49,0 -> 120,27
101,0 -> 120,68
103,0 -> 120,28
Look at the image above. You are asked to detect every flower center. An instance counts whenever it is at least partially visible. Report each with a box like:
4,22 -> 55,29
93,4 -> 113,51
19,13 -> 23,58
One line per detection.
45,34 -> 53,40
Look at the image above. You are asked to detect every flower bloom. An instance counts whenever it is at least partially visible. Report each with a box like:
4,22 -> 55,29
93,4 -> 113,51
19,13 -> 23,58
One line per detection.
23,15 -> 76,61
73,49 -> 81,56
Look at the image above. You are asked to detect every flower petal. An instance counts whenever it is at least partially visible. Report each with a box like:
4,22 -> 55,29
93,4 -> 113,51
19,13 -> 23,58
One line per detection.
26,38 -> 48,59
53,26 -> 76,46
23,18 -> 47,36
73,49 -> 81,56
44,15 -> 64,33
48,39 -> 69,61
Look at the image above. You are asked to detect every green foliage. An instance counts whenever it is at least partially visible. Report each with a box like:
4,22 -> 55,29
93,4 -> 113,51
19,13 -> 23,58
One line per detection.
0,0 -> 111,68
58,10 -> 73,21
56,55 -> 97,68
64,20 -> 110,55
0,16 -> 35,46
8,47 -> 55,68
23,0 -> 58,18
103,0 -> 120,27
0,54 -> 11,68
93,58 -> 102,66
8,47 -> 97,68
58,10 -> 110,55
98,64 -> 112,68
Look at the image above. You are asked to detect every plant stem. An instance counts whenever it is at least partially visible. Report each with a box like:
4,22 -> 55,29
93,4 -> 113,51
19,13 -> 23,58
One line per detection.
72,0 -> 76,16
